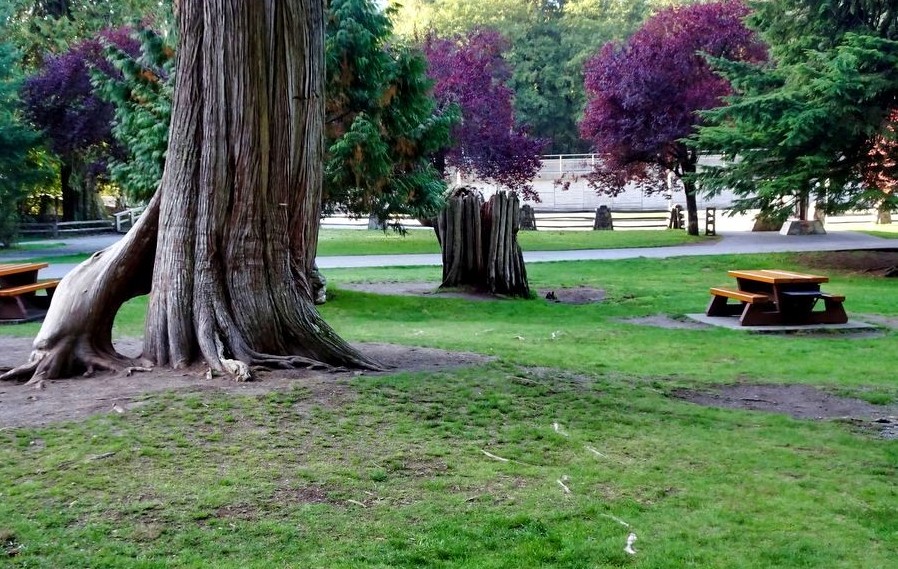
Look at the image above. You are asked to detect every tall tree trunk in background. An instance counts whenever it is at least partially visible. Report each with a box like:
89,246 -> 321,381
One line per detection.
60,161 -> 75,221
680,154 -> 699,236
437,188 -> 530,298
877,201 -> 892,224
2,0 -> 379,384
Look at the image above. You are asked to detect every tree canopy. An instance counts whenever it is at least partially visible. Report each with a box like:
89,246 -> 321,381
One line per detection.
693,0 -> 898,221
93,27 -> 174,203
423,28 -> 545,197
20,27 -> 140,220
390,0 -> 700,153
0,37 -> 54,246
580,0 -> 765,234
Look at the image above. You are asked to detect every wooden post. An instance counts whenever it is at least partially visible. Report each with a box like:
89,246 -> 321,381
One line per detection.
705,207 -> 716,236
593,205 -> 613,230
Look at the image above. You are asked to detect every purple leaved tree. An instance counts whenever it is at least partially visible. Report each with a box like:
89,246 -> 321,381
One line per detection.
21,28 -> 140,221
579,0 -> 766,235
423,28 -> 545,200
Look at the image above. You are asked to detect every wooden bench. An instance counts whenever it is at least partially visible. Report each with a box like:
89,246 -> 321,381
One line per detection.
709,287 -> 773,305
0,279 -> 60,322
778,291 -> 847,324
707,287 -> 777,326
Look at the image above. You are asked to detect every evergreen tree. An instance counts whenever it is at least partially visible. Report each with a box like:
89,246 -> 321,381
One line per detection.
693,0 -> 898,221
93,27 -> 174,203
325,0 -> 457,227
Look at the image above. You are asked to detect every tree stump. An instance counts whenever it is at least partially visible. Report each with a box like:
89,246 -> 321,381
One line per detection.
437,188 -> 530,297
668,205 -> 684,229
520,204 -> 537,230
593,205 -> 613,230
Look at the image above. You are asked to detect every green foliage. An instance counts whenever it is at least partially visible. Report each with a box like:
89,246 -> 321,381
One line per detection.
694,0 -> 898,219
93,27 -> 174,202
5,0 -> 174,70
390,0 -> 697,153
0,39 -> 54,247
325,0 -> 457,225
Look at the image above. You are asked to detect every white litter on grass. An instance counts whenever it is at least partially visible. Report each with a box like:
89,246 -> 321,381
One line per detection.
481,449 -> 511,462
599,513 -> 630,527
556,475 -> 572,494
585,445 -> 607,458
624,532 -> 638,555
553,422 -> 569,437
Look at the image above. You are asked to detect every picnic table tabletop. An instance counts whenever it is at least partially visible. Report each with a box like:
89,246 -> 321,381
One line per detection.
727,269 -> 829,284
0,263 -> 49,278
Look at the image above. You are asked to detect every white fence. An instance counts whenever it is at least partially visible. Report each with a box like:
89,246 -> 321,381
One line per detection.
455,154 -> 741,212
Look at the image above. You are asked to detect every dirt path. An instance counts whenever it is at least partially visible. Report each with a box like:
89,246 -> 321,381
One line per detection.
0,338 -> 491,429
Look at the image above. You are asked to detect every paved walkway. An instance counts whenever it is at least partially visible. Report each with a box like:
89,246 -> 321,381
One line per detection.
1,229 -> 894,279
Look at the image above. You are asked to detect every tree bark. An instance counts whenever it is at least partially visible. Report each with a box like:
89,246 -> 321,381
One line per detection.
877,200 -> 892,224
437,188 -> 530,298
2,0 -> 380,384
676,149 -> 700,236
60,161 -> 75,222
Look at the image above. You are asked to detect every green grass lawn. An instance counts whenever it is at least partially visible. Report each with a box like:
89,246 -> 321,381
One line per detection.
318,227 -> 705,256
1,252 -> 896,568
4,228 -> 703,266
0,241 -> 66,252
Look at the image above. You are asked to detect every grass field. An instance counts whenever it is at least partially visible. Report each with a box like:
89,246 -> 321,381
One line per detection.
3,228 -> 704,266
1,252 -> 896,568
317,227 -> 705,256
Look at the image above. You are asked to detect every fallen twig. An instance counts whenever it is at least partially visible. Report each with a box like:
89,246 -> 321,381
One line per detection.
599,513 -> 630,528
481,449 -> 510,462
585,445 -> 608,458
553,422 -> 569,437
88,452 -> 116,461
556,476 -> 572,494
346,499 -> 367,508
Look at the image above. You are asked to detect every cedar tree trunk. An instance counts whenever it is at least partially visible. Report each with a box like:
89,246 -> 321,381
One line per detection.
437,188 -> 530,298
1,0 -> 379,385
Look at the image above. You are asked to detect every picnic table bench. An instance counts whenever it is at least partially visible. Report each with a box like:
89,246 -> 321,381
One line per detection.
0,263 -> 60,323
707,269 -> 847,326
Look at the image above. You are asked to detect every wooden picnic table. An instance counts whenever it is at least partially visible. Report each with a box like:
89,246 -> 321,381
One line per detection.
0,263 -> 60,323
707,269 -> 847,326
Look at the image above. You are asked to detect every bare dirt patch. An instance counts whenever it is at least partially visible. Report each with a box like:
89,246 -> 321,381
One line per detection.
0,337 -> 492,429
673,384 -> 898,438
538,286 -> 605,304
339,281 -> 606,305
621,314 -> 710,329
796,249 -> 898,276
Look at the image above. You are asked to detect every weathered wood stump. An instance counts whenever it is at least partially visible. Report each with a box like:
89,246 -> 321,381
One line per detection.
436,188 -> 530,298
593,205 -> 613,230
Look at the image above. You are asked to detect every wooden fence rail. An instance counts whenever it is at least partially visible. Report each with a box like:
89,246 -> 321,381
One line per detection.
18,219 -> 115,238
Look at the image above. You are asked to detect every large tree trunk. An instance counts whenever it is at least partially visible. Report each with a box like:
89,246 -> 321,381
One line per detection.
437,188 -> 530,298
2,0 -> 379,384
